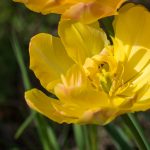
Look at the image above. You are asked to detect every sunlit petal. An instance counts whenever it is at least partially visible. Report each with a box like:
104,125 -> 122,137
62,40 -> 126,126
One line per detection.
55,65 -> 109,108
62,0 -> 125,24
30,33 -> 73,91
59,20 -> 108,65
25,88 -> 81,123
13,0 -> 125,24
113,4 -> 150,88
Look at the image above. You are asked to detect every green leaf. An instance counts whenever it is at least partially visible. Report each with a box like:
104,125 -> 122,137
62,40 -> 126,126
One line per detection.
73,125 -> 86,150
11,32 -> 60,150
105,123 -> 133,150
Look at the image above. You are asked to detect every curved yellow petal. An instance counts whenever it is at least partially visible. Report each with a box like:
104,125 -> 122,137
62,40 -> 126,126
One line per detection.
25,88 -> 81,123
130,84 -> 150,111
131,99 -> 150,112
113,4 -> 150,84
25,88 -> 120,125
62,0 -> 125,24
13,0 -> 71,14
29,33 -> 73,91
13,0 -> 92,15
113,4 -> 150,62
78,104 -> 132,125
77,107 -> 118,125
59,20 -> 108,65
54,65 -> 109,108
14,0 -> 125,23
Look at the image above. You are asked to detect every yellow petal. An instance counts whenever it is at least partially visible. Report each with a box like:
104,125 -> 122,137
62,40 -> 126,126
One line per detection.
59,20 -> 108,65
131,84 -> 150,111
13,0 -> 71,14
78,106 -> 127,125
54,64 -> 109,108
113,4 -> 150,84
114,4 -> 150,62
62,0 -> 125,24
131,99 -> 150,112
75,106 -> 127,125
13,0 -> 91,15
25,88 -> 81,123
25,88 -> 120,125
29,33 -> 73,91
14,0 -> 125,23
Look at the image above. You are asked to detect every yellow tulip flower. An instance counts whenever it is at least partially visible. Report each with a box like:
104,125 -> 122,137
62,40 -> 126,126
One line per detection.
25,4 -> 150,125
13,0 -> 125,24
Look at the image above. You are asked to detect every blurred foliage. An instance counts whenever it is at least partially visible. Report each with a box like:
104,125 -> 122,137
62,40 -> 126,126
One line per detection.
0,0 -> 61,149
0,0 -> 59,102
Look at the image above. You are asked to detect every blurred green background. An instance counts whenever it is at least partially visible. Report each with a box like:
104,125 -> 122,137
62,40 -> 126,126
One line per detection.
1,0 -> 150,150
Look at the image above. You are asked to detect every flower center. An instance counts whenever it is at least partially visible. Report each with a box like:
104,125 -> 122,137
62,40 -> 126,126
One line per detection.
98,62 -> 109,72
98,64 -> 112,94
83,49 -> 117,94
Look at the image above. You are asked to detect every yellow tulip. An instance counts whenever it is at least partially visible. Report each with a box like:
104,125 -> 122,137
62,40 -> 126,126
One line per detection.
13,0 -> 125,24
25,4 -> 150,125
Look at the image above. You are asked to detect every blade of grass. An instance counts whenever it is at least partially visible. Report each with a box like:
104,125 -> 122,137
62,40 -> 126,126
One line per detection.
59,126 -> 70,148
105,123 -> 133,150
14,111 -> 36,139
73,125 -> 95,150
35,114 -> 60,150
88,125 -> 98,150
82,125 -> 91,150
47,124 -> 60,150
122,114 -> 150,150
11,34 -> 31,90
73,125 -> 86,150
11,32 -> 60,150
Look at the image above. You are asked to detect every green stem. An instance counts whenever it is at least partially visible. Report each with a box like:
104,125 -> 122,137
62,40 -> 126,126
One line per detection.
105,123 -> 132,150
88,125 -> 98,150
11,32 -> 59,150
73,125 -> 86,150
82,125 -> 91,150
121,113 -> 150,150
15,111 -> 36,139
11,31 -> 31,90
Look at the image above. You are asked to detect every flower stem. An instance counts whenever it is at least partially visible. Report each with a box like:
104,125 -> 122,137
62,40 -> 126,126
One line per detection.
11,32 -> 60,150
82,126 -> 91,150
88,125 -> 98,150
105,123 -> 132,150
121,113 -> 150,150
